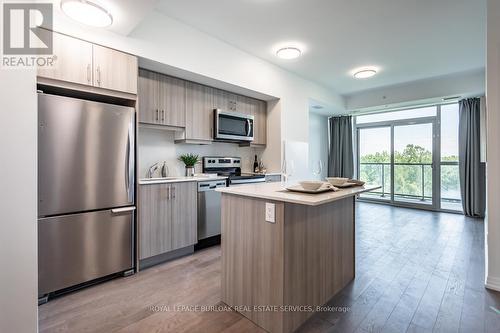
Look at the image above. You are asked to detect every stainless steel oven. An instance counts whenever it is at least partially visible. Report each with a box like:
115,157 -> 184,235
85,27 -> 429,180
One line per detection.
214,109 -> 254,141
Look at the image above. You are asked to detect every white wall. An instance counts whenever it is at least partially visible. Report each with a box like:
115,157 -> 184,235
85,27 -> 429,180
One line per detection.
485,0 -> 500,291
345,69 -> 485,111
50,10 -> 345,172
138,128 -> 261,177
0,70 -> 38,332
308,113 -> 329,180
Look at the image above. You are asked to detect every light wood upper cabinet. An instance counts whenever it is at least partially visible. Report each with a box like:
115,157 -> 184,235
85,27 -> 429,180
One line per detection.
138,69 -> 160,124
93,44 -> 138,94
139,182 -> 197,260
138,69 -> 186,127
213,89 -> 237,112
37,32 -> 93,86
185,82 -> 214,141
233,95 -> 267,146
253,100 -> 267,146
158,75 -> 186,127
236,95 -> 253,115
137,69 -> 266,145
170,182 -> 197,249
37,32 -> 138,95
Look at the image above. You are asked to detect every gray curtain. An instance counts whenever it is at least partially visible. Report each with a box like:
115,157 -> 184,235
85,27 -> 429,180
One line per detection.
328,116 -> 354,178
458,98 -> 486,217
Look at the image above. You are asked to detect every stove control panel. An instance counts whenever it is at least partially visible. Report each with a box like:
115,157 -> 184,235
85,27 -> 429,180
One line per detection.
203,156 -> 241,169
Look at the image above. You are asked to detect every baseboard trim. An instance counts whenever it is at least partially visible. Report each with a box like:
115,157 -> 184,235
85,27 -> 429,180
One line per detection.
139,245 -> 194,270
485,275 -> 500,292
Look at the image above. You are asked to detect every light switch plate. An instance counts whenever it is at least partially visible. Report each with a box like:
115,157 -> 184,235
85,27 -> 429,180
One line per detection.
265,203 -> 275,223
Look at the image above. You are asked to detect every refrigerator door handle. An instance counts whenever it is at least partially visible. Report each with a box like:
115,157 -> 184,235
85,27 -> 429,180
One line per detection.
126,115 -> 135,203
111,207 -> 136,214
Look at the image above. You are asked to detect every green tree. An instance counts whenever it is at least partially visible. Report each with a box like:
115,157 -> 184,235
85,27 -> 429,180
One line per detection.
360,144 -> 459,200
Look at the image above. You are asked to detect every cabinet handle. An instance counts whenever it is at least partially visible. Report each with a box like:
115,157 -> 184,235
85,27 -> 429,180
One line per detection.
172,186 -> 176,199
96,66 -> 101,86
155,109 -> 159,122
161,109 -> 165,122
167,186 -> 171,200
86,64 -> 91,83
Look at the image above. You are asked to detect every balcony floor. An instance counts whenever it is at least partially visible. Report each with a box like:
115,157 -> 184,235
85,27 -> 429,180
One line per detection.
360,192 -> 462,212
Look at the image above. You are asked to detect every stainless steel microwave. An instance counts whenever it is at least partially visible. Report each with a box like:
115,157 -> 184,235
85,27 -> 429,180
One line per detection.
214,109 -> 254,141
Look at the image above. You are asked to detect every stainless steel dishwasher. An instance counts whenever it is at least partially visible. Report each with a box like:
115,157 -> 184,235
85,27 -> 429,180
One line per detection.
197,179 -> 227,241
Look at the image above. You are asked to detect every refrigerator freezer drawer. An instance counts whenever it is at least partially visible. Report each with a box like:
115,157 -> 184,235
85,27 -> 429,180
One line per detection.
38,208 -> 134,295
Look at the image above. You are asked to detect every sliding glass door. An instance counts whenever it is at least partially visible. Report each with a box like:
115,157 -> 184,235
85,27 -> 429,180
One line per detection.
393,122 -> 435,207
358,126 -> 391,201
356,105 -> 462,212
357,120 -> 436,208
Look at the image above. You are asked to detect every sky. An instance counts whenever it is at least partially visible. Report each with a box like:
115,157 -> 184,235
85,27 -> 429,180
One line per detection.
357,104 -> 459,159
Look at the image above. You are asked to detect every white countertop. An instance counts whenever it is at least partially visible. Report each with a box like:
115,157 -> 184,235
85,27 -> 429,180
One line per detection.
246,172 -> 282,176
216,182 -> 380,206
139,176 -> 227,185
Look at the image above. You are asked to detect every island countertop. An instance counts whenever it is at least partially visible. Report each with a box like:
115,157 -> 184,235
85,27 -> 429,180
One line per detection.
216,182 -> 380,206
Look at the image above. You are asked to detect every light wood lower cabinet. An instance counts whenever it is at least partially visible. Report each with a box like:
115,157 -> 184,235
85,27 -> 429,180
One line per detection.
139,182 -> 197,260
171,182 -> 197,249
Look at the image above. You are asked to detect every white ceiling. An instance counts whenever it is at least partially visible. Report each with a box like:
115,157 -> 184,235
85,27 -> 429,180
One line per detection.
152,0 -> 486,95
51,0 -> 157,36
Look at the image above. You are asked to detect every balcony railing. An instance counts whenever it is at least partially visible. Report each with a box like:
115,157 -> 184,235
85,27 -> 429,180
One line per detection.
359,162 -> 461,205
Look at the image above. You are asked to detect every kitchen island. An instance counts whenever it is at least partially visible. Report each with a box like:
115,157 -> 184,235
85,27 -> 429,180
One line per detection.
217,182 -> 379,333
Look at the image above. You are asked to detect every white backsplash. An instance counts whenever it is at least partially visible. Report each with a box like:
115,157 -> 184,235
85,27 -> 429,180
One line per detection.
138,127 -> 261,178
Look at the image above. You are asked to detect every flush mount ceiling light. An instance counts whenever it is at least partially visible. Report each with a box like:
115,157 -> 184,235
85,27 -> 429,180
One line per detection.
276,47 -> 302,59
61,0 -> 113,27
353,69 -> 377,79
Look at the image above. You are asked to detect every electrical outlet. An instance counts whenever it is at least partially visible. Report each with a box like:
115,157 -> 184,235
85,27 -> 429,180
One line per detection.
265,203 -> 275,223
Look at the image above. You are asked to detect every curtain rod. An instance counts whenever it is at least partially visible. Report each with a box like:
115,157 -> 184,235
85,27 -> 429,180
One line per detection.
342,95 -> 484,118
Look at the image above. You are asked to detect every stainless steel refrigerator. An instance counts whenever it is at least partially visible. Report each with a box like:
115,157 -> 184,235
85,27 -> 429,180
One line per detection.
38,93 -> 135,296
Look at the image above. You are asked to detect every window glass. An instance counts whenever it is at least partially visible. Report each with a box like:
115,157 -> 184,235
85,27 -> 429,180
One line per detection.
356,106 -> 437,124
440,103 -> 459,162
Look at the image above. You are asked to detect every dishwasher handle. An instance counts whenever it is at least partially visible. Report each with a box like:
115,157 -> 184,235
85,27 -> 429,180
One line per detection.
198,181 -> 227,192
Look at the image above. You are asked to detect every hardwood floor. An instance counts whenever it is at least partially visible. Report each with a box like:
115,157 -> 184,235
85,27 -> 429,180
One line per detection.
39,202 -> 500,333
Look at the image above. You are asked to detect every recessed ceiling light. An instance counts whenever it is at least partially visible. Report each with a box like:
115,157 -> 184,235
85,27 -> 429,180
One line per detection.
276,47 -> 302,59
353,69 -> 377,79
61,0 -> 113,27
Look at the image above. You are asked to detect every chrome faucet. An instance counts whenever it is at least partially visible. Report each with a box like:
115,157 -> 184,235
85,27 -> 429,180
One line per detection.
147,161 -> 169,178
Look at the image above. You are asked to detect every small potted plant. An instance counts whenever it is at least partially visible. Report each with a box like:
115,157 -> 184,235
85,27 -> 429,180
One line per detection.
178,153 -> 200,177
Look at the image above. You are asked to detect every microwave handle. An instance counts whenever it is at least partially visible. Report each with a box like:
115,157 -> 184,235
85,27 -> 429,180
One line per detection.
246,119 -> 252,137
